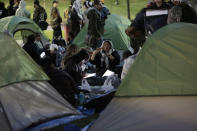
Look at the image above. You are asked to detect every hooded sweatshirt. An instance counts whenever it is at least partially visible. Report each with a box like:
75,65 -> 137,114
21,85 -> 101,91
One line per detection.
15,0 -> 30,18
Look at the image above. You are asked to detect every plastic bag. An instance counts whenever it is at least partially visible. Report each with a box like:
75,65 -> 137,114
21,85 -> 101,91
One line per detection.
104,74 -> 121,89
79,79 -> 91,92
102,78 -> 114,93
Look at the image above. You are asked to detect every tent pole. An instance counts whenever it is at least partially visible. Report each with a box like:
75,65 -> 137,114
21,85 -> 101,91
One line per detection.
127,0 -> 131,20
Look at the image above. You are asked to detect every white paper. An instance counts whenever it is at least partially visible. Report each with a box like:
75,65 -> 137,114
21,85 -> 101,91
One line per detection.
146,10 -> 168,17
84,73 -> 96,78
40,52 -> 46,58
102,70 -> 114,77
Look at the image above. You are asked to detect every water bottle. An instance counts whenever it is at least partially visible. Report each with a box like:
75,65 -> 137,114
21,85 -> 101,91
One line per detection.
79,92 -> 85,105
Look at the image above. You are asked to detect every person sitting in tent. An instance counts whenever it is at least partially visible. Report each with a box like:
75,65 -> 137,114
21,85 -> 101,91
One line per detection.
90,40 -> 120,77
23,34 -> 43,63
7,0 -> 15,16
34,33 -> 45,51
33,0 -> 48,30
167,1 -> 197,24
15,0 -> 30,18
62,44 -> 79,69
40,56 -> 80,106
51,32 -> 66,68
0,2 -> 8,19
64,49 -> 90,85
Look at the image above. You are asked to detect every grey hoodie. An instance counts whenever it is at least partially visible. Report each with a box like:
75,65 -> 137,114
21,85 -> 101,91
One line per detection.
15,0 -> 30,18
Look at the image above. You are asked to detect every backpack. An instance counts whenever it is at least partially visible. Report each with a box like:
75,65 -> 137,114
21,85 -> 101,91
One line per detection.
38,7 -> 48,30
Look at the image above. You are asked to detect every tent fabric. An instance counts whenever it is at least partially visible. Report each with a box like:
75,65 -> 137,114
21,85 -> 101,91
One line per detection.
0,102 -> 11,131
0,16 -> 48,41
116,23 -> 197,96
73,14 -> 130,50
89,23 -> 197,131
89,97 -> 197,131
0,33 -> 49,88
0,81 -> 80,131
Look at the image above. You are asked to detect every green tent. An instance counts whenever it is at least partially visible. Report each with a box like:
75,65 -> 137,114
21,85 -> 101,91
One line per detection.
89,23 -> 197,131
0,33 -> 80,131
0,32 -> 48,87
0,16 -> 49,44
73,14 -> 131,50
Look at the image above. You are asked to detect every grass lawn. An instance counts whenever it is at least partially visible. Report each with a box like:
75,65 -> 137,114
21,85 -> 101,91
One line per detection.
2,0 -> 147,19
2,0 -> 147,40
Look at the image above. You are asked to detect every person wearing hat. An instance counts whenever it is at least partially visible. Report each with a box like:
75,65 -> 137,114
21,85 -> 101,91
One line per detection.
50,0 -> 62,39
33,0 -> 48,30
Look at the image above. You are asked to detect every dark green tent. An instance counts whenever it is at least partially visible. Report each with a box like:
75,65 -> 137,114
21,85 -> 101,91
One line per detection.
0,16 -> 49,45
73,14 -> 131,50
89,23 -> 197,131
0,33 -> 80,131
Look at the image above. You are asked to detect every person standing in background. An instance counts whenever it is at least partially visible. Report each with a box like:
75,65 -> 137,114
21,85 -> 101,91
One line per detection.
13,0 -> 20,14
15,0 -> 30,18
0,2 -> 7,19
7,0 -> 15,16
64,5 -> 72,42
33,0 -> 48,30
50,0 -> 62,39
86,0 -> 103,49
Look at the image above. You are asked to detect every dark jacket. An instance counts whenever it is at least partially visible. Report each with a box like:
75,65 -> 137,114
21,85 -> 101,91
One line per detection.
87,7 -> 103,37
0,2 -> 7,19
64,49 -> 89,84
7,4 -> 15,16
46,67 -> 78,106
23,41 -> 43,62
33,5 -> 47,23
90,49 -> 120,76
70,8 -> 81,37
50,7 -> 62,29
131,2 -> 170,35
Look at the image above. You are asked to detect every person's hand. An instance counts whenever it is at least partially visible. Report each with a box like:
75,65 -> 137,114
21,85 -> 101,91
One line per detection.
91,48 -> 102,60
93,48 -> 102,54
